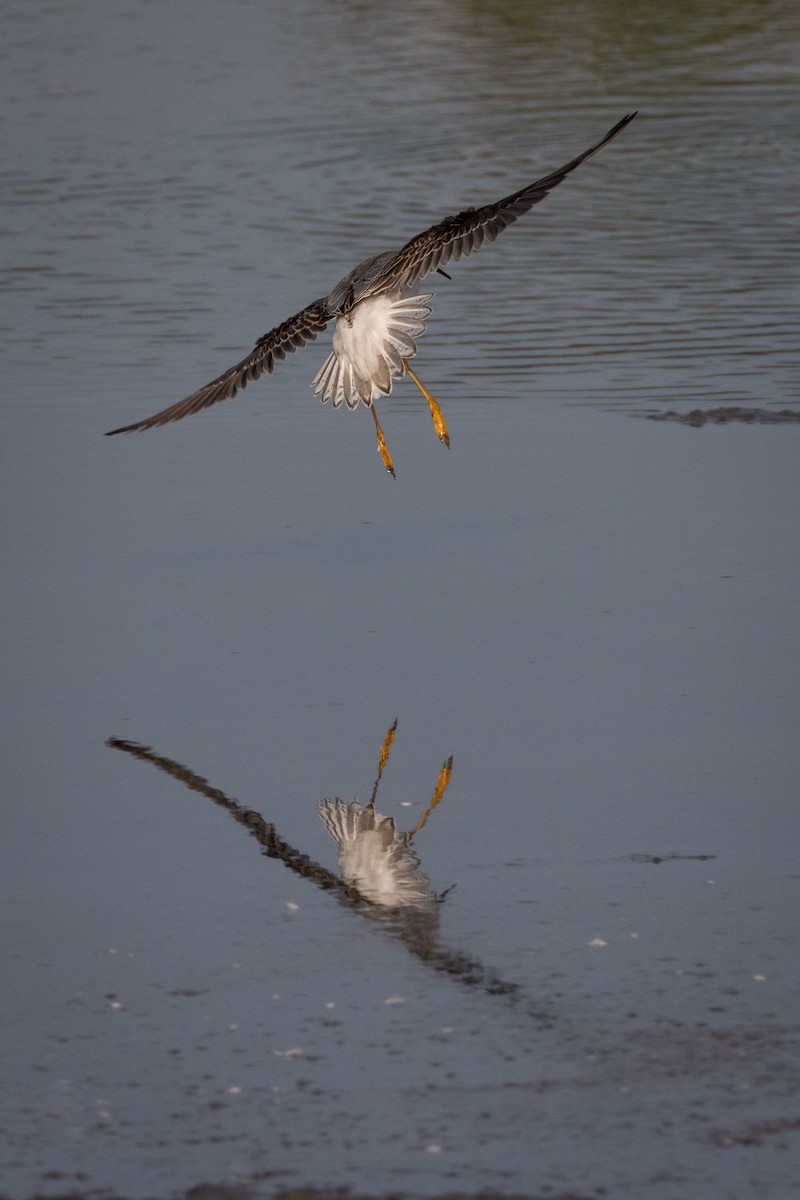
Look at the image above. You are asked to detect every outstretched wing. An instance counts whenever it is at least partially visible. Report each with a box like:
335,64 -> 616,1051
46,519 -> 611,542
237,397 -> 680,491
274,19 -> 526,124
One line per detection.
106,297 -> 331,434
380,112 -> 637,295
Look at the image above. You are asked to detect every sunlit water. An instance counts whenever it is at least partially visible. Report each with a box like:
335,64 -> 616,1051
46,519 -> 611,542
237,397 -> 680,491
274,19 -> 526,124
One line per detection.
2,2 -> 799,1197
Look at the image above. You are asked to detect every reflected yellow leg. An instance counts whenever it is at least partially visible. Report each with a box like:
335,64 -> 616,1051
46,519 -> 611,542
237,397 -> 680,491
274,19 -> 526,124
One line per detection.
370,403 -> 395,477
409,755 -> 454,837
368,720 -> 398,809
403,360 -> 450,448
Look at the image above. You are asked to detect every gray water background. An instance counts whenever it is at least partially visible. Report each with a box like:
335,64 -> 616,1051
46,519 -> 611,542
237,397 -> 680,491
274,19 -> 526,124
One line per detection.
2,1 -> 799,1196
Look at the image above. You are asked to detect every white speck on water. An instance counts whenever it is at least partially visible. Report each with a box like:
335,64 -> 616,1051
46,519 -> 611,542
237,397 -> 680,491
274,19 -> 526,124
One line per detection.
589,938 -> 608,947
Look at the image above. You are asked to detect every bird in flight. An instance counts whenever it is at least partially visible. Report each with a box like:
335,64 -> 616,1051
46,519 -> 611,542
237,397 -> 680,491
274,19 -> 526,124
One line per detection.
106,113 -> 636,476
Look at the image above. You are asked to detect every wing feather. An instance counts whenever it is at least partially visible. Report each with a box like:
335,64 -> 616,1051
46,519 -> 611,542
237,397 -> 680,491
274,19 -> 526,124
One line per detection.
106,297 -> 331,434
383,112 -> 636,294
107,115 -> 635,435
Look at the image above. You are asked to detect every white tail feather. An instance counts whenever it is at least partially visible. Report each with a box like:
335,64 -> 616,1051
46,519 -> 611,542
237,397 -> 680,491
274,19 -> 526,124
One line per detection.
318,798 -> 435,909
312,292 -> 433,409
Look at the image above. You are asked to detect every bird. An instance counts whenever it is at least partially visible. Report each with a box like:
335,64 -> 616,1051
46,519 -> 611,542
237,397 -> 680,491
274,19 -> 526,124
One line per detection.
106,112 -> 637,475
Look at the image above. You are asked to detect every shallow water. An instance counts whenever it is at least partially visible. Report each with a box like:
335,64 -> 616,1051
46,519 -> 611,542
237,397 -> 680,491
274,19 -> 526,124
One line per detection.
2,1 -> 799,1197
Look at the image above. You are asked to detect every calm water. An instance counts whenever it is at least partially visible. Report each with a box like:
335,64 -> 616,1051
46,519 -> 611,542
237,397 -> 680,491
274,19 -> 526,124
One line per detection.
2,1 -> 799,1197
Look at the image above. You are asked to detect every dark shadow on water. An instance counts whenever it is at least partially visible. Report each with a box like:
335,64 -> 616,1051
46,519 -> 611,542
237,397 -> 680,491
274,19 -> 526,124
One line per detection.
0,1185 -> 596,1200
643,406 -> 800,426
106,724 -> 523,1001
620,852 -> 717,865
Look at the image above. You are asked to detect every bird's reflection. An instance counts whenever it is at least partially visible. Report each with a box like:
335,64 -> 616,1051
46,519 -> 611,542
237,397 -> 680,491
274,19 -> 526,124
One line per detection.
107,722 -> 517,996
318,720 -> 451,911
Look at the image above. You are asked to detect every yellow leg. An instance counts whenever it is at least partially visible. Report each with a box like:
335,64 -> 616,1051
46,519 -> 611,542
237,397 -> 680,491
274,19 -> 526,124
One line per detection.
368,720 -> 398,809
409,755 -> 453,837
370,403 -> 395,477
403,360 -> 450,448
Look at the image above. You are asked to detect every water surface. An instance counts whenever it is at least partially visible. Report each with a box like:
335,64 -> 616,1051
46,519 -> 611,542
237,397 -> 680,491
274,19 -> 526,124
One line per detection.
2,1 -> 799,1197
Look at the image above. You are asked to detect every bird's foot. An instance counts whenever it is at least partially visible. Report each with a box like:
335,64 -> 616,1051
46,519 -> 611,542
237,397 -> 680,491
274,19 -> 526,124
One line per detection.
403,361 -> 450,448
370,403 -> 396,478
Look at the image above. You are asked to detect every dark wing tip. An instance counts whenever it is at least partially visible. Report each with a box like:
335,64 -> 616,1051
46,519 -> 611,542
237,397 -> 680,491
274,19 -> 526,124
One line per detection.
608,111 -> 638,135
105,297 -> 331,437
105,421 -> 146,436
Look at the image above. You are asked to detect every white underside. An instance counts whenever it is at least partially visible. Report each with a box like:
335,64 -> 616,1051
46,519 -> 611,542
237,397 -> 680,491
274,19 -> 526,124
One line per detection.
312,292 -> 433,410
318,798 -> 436,908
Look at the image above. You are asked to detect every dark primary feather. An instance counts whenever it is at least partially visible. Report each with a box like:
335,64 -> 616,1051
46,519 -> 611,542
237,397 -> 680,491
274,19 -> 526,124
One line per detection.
106,113 -> 636,435
377,112 -> 637,296
106,297 -> 331,434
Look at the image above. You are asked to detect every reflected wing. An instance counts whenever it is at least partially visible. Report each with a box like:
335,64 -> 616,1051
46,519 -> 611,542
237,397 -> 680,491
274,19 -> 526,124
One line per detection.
106,297 -> 331,434
106,737 -> 375,905
382,113 -> 637,293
